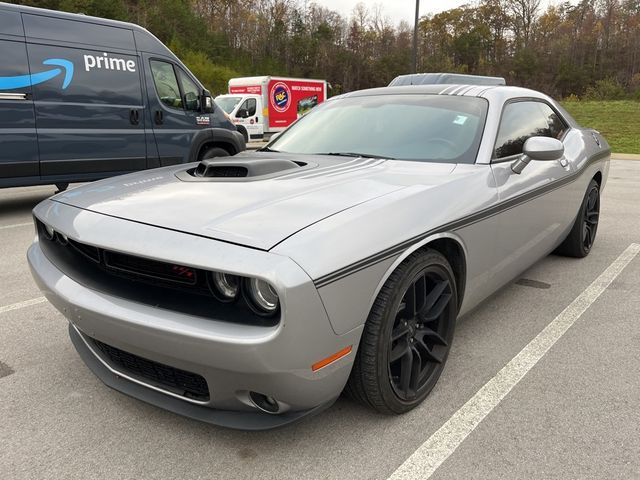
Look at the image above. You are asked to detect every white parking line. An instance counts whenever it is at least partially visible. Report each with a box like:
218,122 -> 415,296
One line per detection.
0,222 -> 32,230
388,243 -> 640,480
0,297 -> 46,315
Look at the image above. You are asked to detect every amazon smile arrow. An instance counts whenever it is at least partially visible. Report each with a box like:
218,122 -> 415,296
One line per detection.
0,58 -> 74,91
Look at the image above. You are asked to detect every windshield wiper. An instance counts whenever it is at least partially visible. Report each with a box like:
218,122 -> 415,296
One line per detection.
314,152 -> 394,160
257,146 -> 280,153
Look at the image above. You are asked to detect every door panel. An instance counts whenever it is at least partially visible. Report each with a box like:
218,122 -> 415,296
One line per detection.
0,38 -> 39,180
487,99 -> 573,287
27,42 -> 146,177
145,56 -> 204,166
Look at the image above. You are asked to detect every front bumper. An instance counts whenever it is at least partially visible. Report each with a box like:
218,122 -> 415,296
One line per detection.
28,202 -> 362,430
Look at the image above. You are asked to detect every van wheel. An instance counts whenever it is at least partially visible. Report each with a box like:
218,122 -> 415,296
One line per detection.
237,126 -> 249,143
55,183 -> 69,193
200,147 -> 230,160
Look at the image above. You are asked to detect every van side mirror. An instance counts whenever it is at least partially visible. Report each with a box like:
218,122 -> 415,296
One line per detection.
201,90 -> 214,113
511,137 -> 564,174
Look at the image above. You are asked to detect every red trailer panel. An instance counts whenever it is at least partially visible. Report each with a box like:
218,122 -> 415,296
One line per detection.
267,79 -> 325,129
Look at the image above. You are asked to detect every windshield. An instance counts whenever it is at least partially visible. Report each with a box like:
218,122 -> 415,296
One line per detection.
215,96 -> 243,114
268,94 -> 488,164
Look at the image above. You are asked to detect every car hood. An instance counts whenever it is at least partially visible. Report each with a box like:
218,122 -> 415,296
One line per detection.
52,153 -> 457,250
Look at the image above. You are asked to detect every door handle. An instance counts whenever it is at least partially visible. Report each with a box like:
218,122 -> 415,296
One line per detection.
0,92 -> 28,101
129,109 -> 140,125
154,110 -> 164,125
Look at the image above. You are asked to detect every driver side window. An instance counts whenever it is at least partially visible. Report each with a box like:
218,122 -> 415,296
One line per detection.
178,69 -> 200,112
237,98 -> 256,118
150,60 -> 182,110
494,101 -> 561,160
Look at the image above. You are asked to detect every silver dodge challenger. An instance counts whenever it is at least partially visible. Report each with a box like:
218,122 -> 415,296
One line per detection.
28,84 -> 610,429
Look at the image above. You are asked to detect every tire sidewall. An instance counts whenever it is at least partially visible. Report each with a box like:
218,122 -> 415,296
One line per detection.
581,180 -> 600,255
374,251 -> 458,412
201,147 -> 230,160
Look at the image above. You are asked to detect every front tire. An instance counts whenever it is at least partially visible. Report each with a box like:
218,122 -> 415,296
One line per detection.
236,126 -> 249,143
555,179 -> 600,258
346,249 -> 457,414
200,147 -> 230,160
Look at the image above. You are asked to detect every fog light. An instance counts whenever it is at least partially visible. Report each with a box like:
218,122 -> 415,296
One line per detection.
249,391 -> 280,414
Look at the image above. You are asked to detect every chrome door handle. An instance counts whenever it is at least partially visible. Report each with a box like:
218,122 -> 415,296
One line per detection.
0,92 -> 28,101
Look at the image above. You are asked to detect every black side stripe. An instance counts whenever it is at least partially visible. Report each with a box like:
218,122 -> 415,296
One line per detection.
313,152 -> 608,288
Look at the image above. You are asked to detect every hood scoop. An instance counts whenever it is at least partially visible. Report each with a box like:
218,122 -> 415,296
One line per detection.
186,158 -> 306,181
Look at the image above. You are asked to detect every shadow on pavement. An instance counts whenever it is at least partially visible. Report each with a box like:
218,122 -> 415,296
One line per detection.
0,189 -> 55,219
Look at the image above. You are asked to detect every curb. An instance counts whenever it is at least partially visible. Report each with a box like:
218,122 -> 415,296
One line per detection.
612,153 -> 640,161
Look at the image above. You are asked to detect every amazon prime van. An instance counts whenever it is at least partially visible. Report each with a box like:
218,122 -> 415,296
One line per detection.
0,3 -> 244,190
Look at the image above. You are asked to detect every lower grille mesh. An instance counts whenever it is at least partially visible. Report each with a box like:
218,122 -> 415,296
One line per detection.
93,339 -> 209,401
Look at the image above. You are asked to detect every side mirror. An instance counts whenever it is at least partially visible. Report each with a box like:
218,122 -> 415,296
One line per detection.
201,90 -> 214,113
512,136 -> 564,174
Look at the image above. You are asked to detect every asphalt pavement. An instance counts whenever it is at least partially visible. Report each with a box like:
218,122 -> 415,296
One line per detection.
1,159 -> 639,479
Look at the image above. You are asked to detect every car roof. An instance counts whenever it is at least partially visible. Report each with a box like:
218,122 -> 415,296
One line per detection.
338,84 -> 549,101
389,73 -> 506,87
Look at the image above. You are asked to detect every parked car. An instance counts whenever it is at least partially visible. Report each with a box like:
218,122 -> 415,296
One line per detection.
29,83 -> 609,429
215,76 -> 327,141
0,3 -> 244,191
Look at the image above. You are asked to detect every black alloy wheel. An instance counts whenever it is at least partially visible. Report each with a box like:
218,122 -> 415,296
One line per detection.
388,268 -> 454,401
555,178 -> 600,258
582,183 -> 600,253
345,249 -> 457,414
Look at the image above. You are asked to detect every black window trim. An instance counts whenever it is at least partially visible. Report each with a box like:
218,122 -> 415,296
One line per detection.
176,66 -> 202,113
149,57 -> 187,113
238,97 -> 257,117
490,97 -> 570,164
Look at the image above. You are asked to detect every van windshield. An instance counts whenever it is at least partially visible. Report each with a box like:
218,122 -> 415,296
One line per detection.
268,94 -> 488,164
215,96 -> 243,114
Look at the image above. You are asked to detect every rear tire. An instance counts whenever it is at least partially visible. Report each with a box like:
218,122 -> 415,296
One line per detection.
555,179 -> 600,258
200,147 -> 230,160
346,249 -> 457,414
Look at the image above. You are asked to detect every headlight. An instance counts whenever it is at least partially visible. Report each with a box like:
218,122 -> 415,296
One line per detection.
210,272 -> 240,302
245,278 -> 279,315
43,223 -> 54,240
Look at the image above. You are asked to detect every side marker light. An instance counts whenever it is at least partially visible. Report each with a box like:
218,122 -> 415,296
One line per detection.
312,345 -> 353,372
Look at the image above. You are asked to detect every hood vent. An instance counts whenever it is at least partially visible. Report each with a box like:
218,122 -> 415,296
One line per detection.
193,158 -> 301,179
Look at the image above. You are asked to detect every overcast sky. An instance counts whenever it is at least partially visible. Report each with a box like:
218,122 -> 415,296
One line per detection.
313,0 -> 580,26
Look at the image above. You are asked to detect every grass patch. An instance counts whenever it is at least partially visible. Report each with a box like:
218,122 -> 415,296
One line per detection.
562,100 -> 640,154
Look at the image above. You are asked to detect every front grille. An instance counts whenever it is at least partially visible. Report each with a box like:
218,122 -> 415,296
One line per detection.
35,219 -> 278,327
104,250 -> 198,286
93,338 -> 210,401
